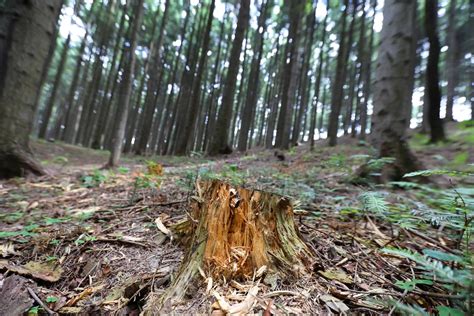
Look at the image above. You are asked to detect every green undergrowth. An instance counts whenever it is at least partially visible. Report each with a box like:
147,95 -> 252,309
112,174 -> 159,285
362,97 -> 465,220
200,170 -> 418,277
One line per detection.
351,169 -> 474,315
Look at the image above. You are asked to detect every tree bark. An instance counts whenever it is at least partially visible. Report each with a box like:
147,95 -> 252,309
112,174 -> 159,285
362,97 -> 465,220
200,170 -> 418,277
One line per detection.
208,0 -> 250,155
0,0 -> 61,178
370,0 -> 421,181
425,0 -> 446,143
106,0 -> 144,168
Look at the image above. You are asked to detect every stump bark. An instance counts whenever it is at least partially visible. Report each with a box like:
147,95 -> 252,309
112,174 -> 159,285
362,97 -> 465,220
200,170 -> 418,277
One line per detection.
144,180 -> 315,312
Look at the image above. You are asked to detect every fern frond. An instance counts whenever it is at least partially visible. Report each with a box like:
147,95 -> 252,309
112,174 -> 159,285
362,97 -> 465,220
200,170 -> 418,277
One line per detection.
359,192 -> 388,214
403,169 -> 474,178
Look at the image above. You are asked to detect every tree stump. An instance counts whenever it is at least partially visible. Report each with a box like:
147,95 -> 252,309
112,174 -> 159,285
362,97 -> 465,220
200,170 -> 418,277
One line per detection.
144,180 -> 315,312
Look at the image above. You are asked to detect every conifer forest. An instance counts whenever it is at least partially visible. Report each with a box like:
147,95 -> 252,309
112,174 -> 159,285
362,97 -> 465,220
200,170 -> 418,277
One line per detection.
0,0 -> 473,314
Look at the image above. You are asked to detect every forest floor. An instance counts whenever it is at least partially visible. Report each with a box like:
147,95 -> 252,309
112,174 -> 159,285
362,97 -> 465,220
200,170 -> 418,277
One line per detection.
1,122 -> 473,315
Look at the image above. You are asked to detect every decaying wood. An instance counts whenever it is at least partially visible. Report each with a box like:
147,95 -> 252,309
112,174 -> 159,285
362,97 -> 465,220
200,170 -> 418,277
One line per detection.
0,275 -> 34,315
144,179 -> 314,312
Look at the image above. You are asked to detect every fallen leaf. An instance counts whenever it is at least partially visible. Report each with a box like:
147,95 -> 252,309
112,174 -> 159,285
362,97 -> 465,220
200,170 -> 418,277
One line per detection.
318,268 -> 353,284
320,294 -> 350,313
27,201 -> 39,210
0,243 -> 19,257
0,260 -> 62,282
228,285 -> 259,315
155,217 -> 172,238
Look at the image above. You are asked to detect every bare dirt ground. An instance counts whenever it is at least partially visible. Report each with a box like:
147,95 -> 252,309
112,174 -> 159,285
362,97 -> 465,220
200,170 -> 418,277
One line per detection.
1,125 -> 473,315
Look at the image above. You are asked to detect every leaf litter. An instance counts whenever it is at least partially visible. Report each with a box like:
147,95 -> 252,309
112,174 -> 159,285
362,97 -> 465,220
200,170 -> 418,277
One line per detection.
0,139 -> 472,314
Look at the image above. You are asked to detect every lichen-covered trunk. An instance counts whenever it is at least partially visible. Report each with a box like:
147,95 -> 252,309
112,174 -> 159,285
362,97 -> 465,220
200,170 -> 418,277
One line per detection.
145,180 -> 314,311
0,0 -> 61,178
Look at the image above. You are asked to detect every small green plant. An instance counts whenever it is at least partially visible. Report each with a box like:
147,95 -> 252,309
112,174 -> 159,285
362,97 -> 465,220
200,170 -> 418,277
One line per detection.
46,296 -> 58,303
359,192 -> 388,215
74,234 -> 97,246
325,154 -> 348,169
28,306 -> 41,315
383,247 -> 472,315
52,155 -> 69,165
451,152 -> 469,167
80,170 -> 107,188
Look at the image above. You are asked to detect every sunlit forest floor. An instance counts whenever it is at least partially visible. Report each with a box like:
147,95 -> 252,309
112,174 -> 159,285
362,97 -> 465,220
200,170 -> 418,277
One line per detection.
1,122 -> 473,314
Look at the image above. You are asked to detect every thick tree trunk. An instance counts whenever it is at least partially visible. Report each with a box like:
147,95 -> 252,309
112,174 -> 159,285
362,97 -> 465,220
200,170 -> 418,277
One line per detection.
425,0 -> 446,143
143,180 -> 314,312
0,0 -> 61,178
32,0 -> 64,132
370,0 -> 421,180
208,0 -> 250,155
106,0 -> 144,168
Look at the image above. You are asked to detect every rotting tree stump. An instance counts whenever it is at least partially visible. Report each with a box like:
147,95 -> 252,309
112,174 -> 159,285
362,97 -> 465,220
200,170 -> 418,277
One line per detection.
144,180 -> 315,312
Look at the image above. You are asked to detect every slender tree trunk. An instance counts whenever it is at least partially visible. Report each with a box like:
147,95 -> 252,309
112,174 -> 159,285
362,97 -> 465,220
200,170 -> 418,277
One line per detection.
309,10 -> 329,149
61,29 -> 89,142
425,0 -> 446,143
274,0 -> 304,150
327,0 -> 356,146
38,34 -> 71,139
351,0 -> 368,138
359,0 -> 377,141
173,0 -> 215,155
201,9 -> 229,153
343,63 -> 357,135
445,0 -> 459,122
237,0 -> 271,151
156,5 -> 190,154
231,28 -> 249,146
106,0 -> 144,168
264,41 -> 282,149
208,0 -> 250,155
168,6 -> 206,155
291,4 -> 317,145
134,0 -> 171,155
91,2 -> 127,149
0,0 -> 61,178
